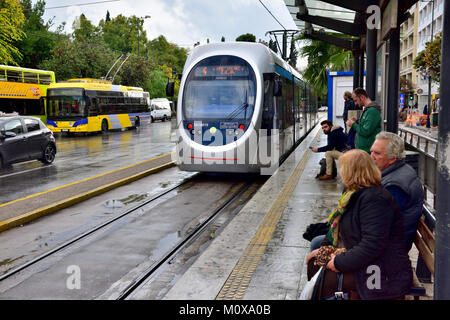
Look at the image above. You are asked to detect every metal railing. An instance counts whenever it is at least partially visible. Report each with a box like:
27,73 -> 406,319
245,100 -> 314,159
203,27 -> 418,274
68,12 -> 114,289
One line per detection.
398,126 -> 437,213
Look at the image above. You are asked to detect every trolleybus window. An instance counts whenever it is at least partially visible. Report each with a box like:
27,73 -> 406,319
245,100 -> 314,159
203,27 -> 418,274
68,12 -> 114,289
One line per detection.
47,89 -> 86,118
183,55 -> 256,120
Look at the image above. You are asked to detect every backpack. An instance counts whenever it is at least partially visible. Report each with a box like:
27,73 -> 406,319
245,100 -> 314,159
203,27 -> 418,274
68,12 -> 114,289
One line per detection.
316,158 -> 337,179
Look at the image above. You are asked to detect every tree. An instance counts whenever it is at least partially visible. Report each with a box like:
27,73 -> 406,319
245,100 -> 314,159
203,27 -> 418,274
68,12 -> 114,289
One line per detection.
72,14 -> 99,42
99,14 -> 147,55
296,32 -> 352,95
0,0 -> 25,65
147,35 -> 188,76
105,10 -> 111,22
236,33 -> 256,42
39,38 -> 116,81
16,0 -> 66,68
413,32 -> 441,83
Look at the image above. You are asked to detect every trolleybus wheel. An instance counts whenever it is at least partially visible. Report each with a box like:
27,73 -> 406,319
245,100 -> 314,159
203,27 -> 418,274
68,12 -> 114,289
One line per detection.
101,119 -> 109,133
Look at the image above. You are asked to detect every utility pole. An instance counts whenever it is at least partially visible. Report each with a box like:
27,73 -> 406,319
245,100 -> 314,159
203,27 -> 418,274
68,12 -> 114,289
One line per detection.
426,0 -> 435,128
137,15 -> 151,57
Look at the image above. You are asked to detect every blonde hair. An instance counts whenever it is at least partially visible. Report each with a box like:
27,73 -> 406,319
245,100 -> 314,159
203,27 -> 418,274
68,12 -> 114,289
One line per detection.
339,149 -> 381,190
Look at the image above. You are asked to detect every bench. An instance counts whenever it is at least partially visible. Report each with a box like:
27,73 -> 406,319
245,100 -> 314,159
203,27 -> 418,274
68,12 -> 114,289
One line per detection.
407,206 -> 435,300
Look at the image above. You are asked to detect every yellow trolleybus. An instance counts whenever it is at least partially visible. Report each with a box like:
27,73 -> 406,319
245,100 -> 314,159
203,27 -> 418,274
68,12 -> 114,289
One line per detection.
46,79 -> 151,133
0,65 -> 56,122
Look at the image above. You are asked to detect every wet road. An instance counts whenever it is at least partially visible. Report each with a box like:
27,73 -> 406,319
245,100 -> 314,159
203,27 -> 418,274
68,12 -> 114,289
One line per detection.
0,120 -> 176,205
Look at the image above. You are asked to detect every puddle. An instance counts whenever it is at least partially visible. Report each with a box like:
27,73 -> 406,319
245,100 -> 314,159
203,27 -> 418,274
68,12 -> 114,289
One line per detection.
0,255 -> 25,267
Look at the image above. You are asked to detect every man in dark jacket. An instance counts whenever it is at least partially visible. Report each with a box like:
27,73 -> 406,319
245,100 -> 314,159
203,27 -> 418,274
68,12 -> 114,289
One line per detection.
342,91 -> 358,134
311,120 -> 348,180
346,88 -> 381,153
370,132 -> 424,250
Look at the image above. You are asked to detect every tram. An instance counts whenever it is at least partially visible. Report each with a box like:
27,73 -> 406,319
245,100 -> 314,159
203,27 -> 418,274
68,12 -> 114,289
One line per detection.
169,42 -> 318,174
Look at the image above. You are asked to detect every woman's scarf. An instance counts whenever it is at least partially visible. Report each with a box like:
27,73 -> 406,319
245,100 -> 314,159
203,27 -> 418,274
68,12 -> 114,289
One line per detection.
326,190 -> 357,247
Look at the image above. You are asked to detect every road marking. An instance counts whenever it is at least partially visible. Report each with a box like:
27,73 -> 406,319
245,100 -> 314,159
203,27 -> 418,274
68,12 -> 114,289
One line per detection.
0,152 -> 174,209
0,165 -> 52,179
216,129 -> 322,300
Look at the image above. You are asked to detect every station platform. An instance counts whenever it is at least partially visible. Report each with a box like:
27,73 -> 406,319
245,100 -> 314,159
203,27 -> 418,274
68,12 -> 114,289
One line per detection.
0,153 -> 175,233
162,123 -> 433,300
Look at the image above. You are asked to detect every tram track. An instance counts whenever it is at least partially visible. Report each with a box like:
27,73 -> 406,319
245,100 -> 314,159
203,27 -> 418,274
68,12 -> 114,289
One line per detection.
0,173 -> 199,283
0,173 -> 265,299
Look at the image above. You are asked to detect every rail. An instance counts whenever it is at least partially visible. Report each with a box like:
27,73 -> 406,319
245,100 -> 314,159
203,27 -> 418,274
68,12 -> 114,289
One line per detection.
398,126 -> 437,213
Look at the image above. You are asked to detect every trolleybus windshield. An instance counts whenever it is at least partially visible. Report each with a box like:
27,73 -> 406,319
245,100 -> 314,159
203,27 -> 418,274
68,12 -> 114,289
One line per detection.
47,88 -> 86,119
183,56 -> 256,120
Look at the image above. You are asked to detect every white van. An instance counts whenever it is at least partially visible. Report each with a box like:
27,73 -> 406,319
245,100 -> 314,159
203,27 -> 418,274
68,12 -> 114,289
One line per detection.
150,98 -> 172,122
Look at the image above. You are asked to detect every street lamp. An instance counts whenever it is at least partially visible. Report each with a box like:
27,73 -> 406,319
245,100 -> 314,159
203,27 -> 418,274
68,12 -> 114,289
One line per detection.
138,15 -> 151,57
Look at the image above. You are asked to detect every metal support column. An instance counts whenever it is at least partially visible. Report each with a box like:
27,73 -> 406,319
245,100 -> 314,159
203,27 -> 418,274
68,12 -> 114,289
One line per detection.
353,51 -> 360,90
435,0 -> 450,300
359,52 -> 365,88
366,29 -> 377,100
386,27 -> 400,133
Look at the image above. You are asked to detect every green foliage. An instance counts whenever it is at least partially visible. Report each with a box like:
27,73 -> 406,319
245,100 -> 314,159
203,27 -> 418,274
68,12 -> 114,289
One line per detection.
296,33 -> 352,96
147,35 -> 188,75
39,38 -> 116,80
16,0 -> 66,68
236,33 -> 256,42
0,0 -> 25,65
413,32 -> 441,83
146,68 -> 167,98
112,54 -> 154,88
72,13 -> 99,42
99,14 -> 147,55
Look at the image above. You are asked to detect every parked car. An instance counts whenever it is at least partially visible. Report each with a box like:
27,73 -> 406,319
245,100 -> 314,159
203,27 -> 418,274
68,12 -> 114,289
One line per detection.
150,98 -> 172,122
0,114 -> 57,168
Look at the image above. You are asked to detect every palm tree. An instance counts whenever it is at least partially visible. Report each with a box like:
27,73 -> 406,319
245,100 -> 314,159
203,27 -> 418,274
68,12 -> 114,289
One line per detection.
296,33 -> 352,96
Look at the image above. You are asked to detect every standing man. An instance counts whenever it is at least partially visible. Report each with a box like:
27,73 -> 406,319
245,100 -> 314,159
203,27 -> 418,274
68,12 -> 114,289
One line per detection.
311,120 -> 348,180
346,88 -> 381,153
342,91 -> 357,134
371,132 -> 424,250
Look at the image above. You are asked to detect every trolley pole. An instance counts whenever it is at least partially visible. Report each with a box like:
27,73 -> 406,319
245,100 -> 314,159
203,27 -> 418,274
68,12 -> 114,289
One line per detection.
435,0 -> 450,300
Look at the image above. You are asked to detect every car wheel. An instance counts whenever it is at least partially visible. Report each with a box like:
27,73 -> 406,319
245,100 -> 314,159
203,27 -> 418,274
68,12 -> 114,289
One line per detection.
41,144 -> 56,164
150,116 -> 154,123
162,115 -> 167,122
101,119 -> 109,132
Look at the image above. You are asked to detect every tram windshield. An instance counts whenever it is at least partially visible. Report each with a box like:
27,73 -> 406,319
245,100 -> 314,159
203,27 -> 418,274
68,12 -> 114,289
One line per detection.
47,88 -> 87,119
183,56 -> 256,120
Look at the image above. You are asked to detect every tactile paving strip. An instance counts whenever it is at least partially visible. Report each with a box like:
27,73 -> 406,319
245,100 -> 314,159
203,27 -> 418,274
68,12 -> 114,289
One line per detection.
216,130 -> 322,300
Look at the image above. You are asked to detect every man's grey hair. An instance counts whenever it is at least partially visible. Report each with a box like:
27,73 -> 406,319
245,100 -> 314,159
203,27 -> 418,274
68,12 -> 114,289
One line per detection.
375,131 -> 406,160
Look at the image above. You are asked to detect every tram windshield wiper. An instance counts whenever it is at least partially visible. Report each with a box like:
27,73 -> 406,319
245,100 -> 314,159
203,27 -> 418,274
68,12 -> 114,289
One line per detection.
226,101 -> 249,120
226,90 -> 249,120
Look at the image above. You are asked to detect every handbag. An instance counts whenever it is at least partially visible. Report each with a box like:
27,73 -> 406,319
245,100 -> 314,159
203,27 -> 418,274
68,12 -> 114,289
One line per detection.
319,272 -> 350,300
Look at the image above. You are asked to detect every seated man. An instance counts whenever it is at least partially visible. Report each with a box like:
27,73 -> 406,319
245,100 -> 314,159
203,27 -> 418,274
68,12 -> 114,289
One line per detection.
312,120 -> 348,180
371,131 -> 424,250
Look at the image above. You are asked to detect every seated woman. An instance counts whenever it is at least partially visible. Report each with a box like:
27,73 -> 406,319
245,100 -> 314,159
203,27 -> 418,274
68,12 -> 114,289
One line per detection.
306,149 -> 413,300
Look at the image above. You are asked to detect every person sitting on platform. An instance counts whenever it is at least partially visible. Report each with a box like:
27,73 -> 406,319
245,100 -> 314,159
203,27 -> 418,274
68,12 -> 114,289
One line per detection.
306,149 -> 413,300
370,131 -> 424,250
311,120 -> 348,181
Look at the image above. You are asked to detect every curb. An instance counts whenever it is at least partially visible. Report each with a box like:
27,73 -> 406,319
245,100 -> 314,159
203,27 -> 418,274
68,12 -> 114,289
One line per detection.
0,161 -> 175,233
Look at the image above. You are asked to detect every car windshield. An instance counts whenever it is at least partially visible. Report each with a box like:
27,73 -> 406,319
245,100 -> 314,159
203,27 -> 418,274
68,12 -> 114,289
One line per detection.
182,55 -> 256,120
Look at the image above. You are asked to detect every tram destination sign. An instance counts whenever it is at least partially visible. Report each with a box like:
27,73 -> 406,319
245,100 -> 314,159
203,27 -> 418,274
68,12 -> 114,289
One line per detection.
195,65 -> 249,77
